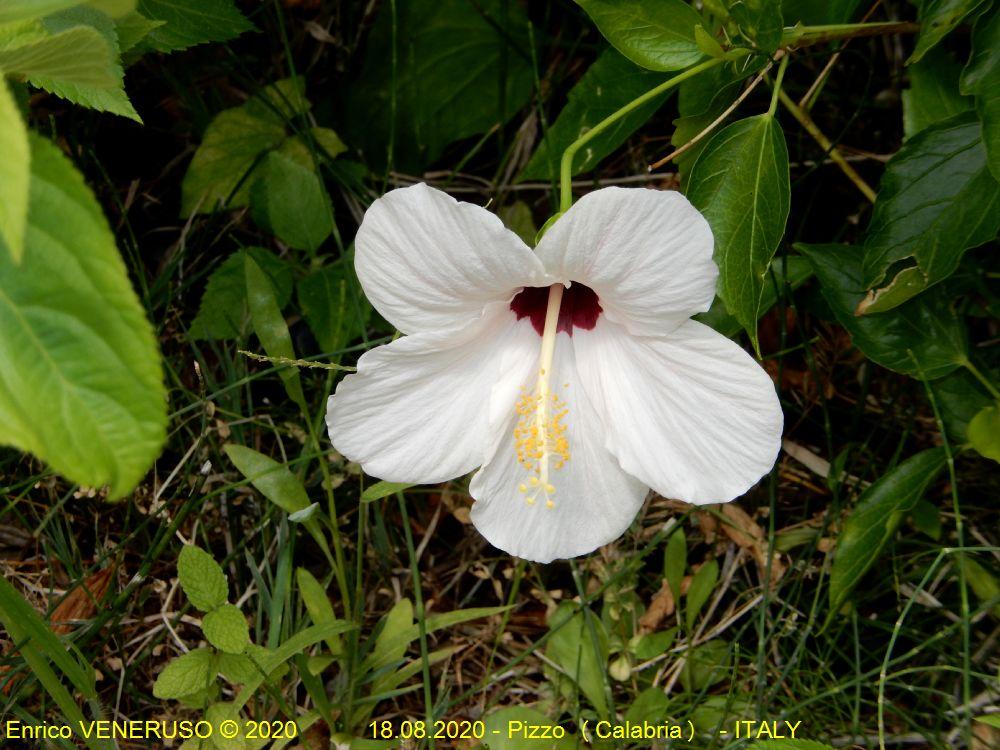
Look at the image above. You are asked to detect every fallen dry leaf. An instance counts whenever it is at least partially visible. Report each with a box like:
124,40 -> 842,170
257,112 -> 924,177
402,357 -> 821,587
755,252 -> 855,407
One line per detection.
720,504 -> 786,586
638,579 -> 675,633
50,566 -> 116,634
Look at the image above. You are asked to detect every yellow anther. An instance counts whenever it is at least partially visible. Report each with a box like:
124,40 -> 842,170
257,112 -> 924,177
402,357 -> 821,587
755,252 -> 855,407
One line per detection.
545,483 -> 555,494
518,483 -> 527,493
529,476 -> 539,486
545,500 -> 555,509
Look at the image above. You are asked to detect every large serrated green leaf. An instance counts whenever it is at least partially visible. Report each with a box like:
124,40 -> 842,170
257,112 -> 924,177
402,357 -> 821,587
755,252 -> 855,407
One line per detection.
574,0 -> 704,72
687,114 -> 790,350
0,135 -> 166,497
828,448 -> 946,614
178,544 -> 229,612
136,0 -> 252,52
909,0 -> 989,64
0,8 -> 140,120
799,243 -> 967,379
521,49 -> 671,180
0,75 -> 29,262
860,111 -> 999,311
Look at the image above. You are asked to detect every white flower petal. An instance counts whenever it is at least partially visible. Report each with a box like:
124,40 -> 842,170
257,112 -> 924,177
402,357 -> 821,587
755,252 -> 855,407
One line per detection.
326,304 -> 535,484
470,332 -> 648,563
534,187 -> 717,336
355,183 -> 551,334
573,318 -> 782,504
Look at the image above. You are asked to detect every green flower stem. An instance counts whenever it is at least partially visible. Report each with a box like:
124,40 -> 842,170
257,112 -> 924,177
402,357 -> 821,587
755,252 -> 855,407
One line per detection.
781,21 -> 920,48
559,57 -> 725,213
767,53 -> 789,117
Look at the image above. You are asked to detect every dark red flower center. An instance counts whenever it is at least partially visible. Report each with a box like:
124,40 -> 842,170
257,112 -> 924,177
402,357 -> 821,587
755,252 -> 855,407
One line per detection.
510,283 -> 603,336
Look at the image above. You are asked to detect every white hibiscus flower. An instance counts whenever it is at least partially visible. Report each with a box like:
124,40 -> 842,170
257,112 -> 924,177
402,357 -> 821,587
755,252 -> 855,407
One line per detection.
326,183 -> 783,563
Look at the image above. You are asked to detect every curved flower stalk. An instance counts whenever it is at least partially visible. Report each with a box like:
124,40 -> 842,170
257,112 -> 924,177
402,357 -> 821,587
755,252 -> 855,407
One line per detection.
327,183 -> 783,563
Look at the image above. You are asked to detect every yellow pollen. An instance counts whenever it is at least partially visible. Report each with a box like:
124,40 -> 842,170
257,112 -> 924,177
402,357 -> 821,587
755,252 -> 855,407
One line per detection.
514,283 -> 571,510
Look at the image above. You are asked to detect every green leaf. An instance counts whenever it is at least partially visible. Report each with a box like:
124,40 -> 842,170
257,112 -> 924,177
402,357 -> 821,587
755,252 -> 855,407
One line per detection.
909,499 -> 942,540
278,126 -> 347,170
685,558 -> 719,631
968,403 -> 1000,462
624,686 -> 671,725
828,448 -> 946,614
545,602 -> 608,715
360,480 -> 414,503
0,574 -> 109,750
190,247 -> 293,341
0,135 -> 166,497
136,0 -> 252,52
664,525 -> 687,601
483,707 -> 578,750
250,150 -> 332,252
153,648 -> 215,700
114,11 -> 163,52
680,638 -> 730,692
218,644 -> 280,685
297,254 -> 371,355
799,243 -> 967,380
180,107 -> 285,216
223,444 -> 310,515
244,254 -> 305,407
0,1 -> 86,24
929,369 -> 994,443
670,61 -> 751,178
631,627 -> 678,660
574,0 -> 704,72
727,0 -> 783,53
780,0 -> 862,25
369,597 -> 414,672
687,114 -> 790,350
520,48 -> 673,180
961,7 -> 998,94
205,702 -> 247,750
0,12 -> 139,120
974,714 -> 1000,729
499,200 -> 538,245
363,604 -> 508,673
860,112 -> 999,311
909,0 -> 989,64
902,48 -> 972,138
0,75 -> 29,262
178,544 -> 229,612
202,603 -> 250,654
696,255 -> 813,337
345,0 -> 532,170
958,556 -> 1000,618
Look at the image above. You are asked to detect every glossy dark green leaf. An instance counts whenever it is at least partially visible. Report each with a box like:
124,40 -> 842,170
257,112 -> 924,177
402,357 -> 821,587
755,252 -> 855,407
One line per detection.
696,255 -> 813,337
727,0 -> 783,53
860,112 -> 999,312
902,48 -> 972,138
687,114 -> 790,349
829,448 -> 946,613
190,247 -> 292,340
929,368 -> 994,443
909,0 -> 990,64
574,0 -> 704,72
961,8 -> 1000,179
520,48 -> 671,180
799,243 -> 967,379
345,0 -> 532,170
